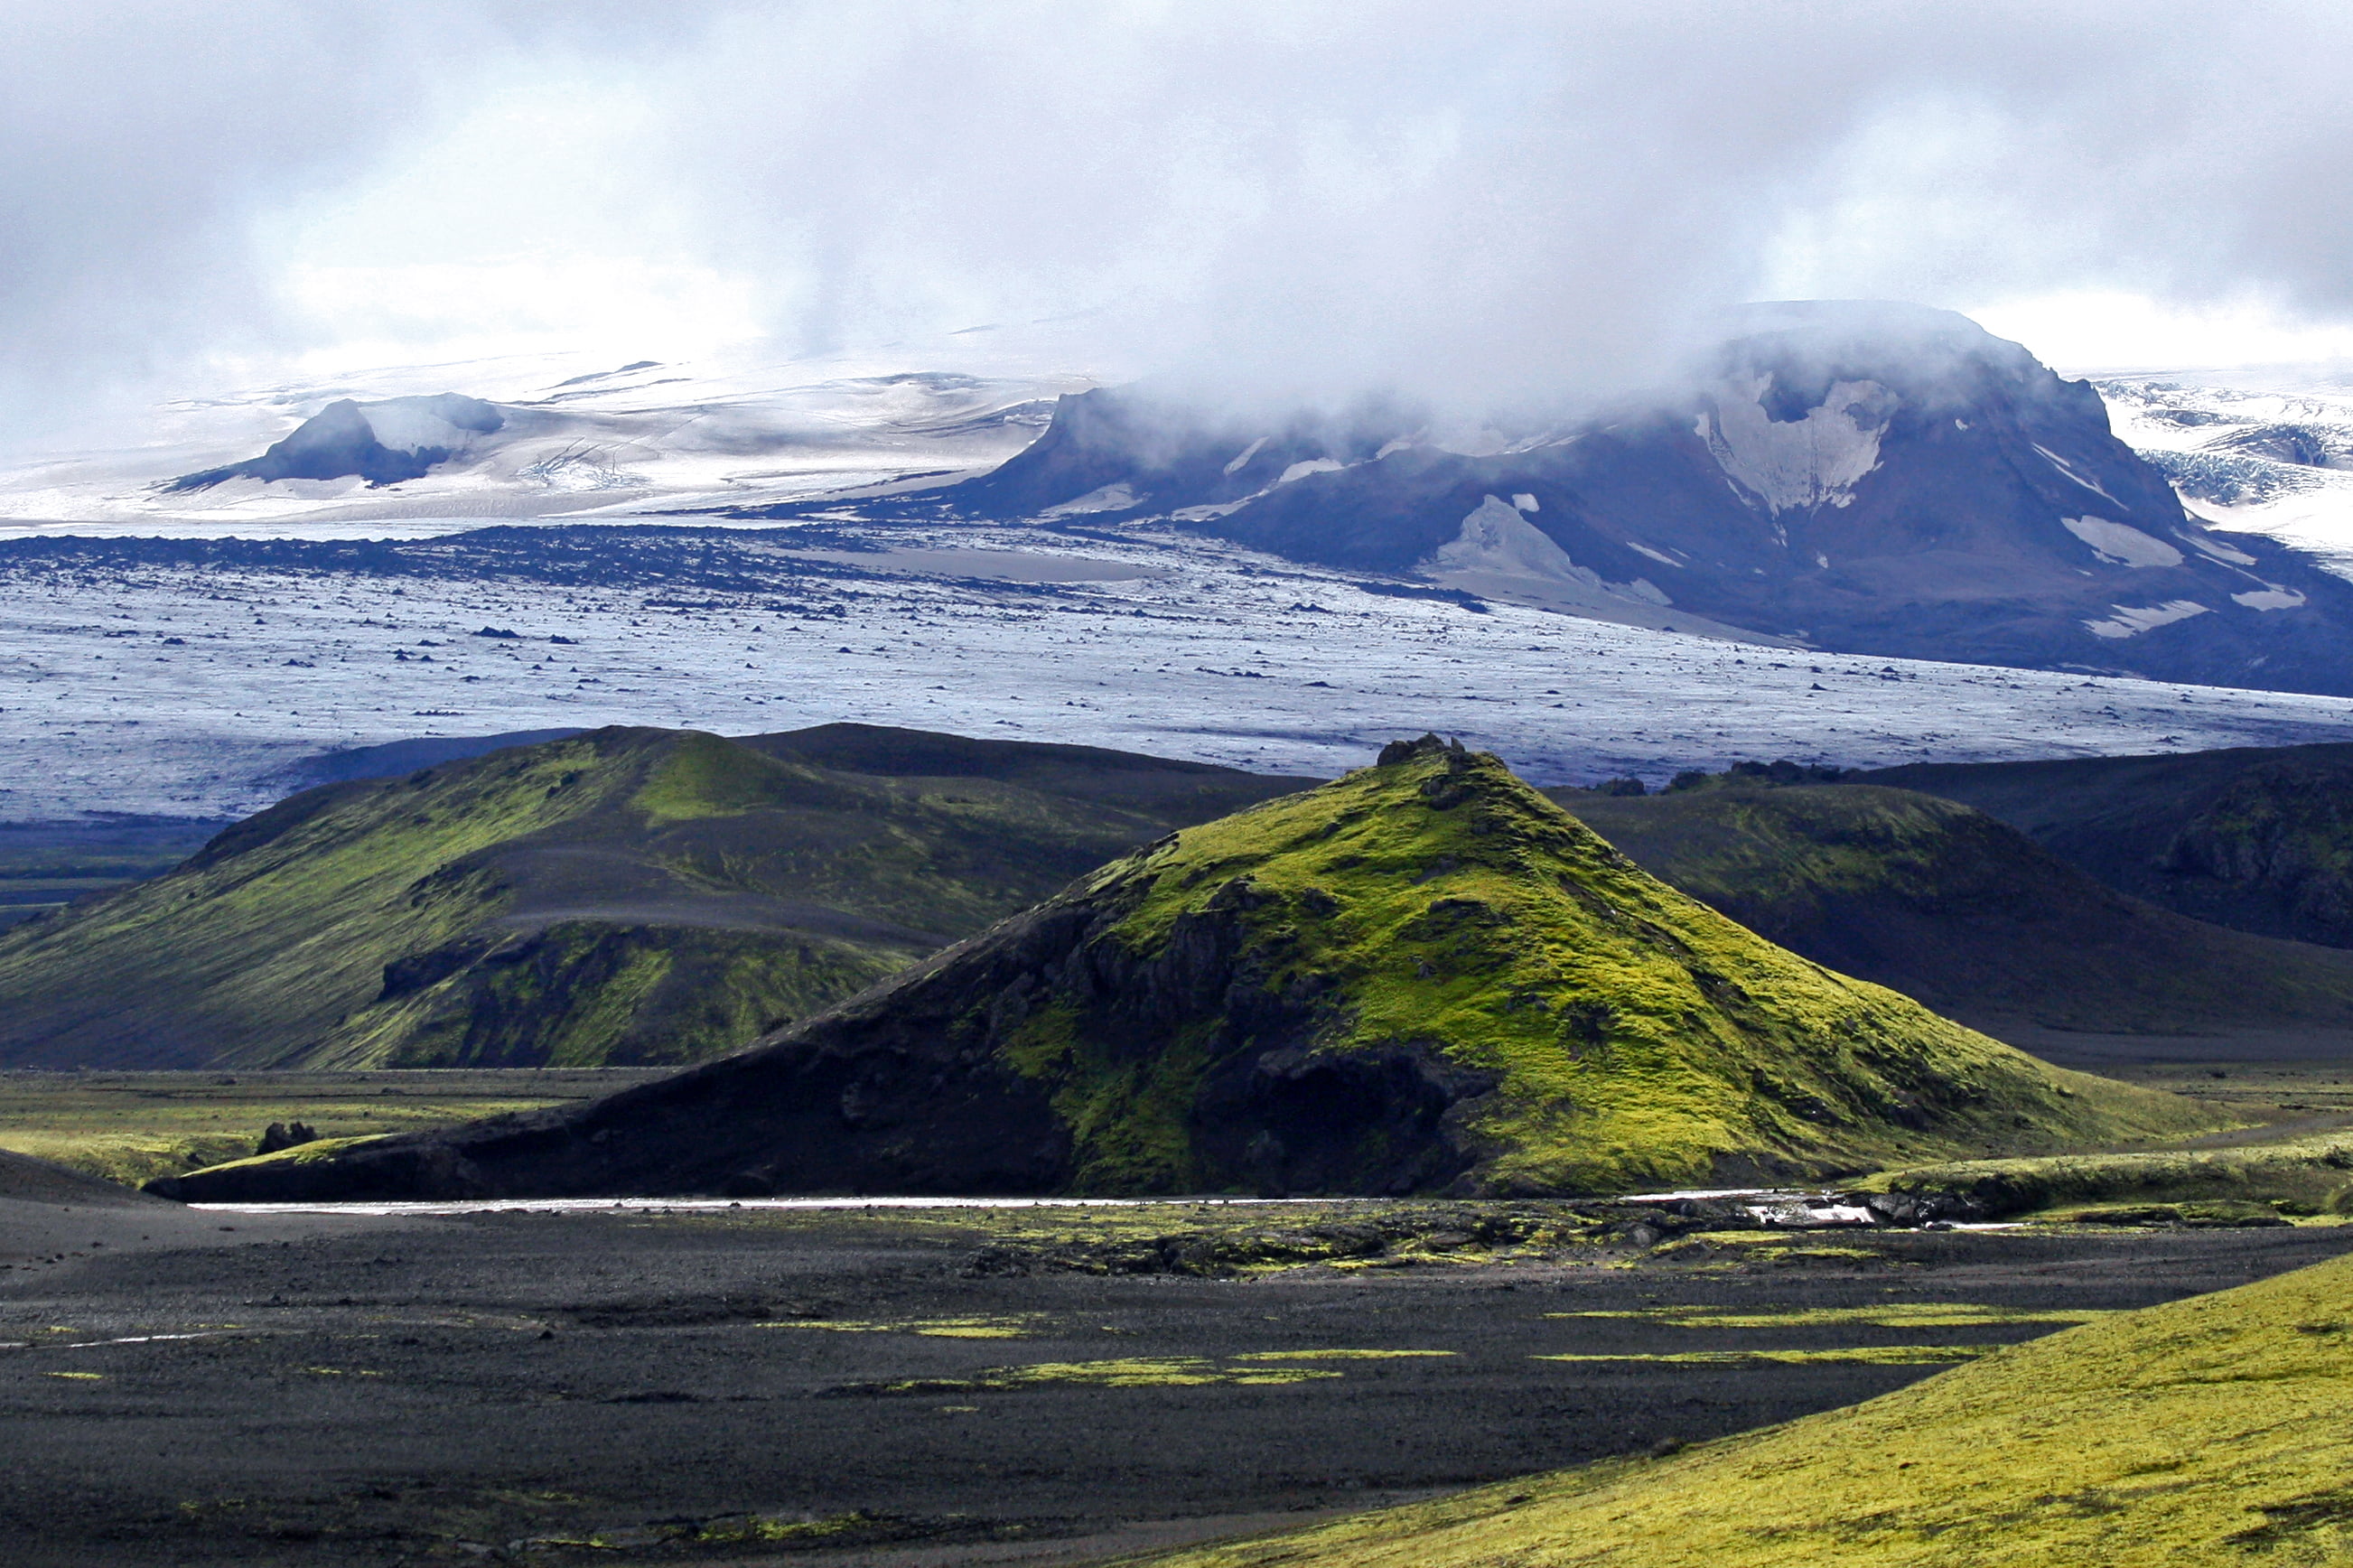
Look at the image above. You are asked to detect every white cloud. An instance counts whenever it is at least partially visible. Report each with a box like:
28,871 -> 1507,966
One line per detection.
13,1 -> 2353,452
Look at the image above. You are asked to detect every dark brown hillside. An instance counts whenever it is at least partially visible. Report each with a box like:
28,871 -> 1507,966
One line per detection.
1865,742 -> 2353,947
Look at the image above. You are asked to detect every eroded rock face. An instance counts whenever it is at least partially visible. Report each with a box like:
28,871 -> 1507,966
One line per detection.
2162,760 -> 2353,929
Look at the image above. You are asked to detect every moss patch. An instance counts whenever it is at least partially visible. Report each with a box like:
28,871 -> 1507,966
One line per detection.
1533,1346 -> 1988,1366
1231,1349 -> 1457,1361
845,1357 -> 1349,1395
757,1314 -> 1044,1339
1865,1129 -> 2353,1218
0,1069 -> 613,1185
1550,1303 -> 2109,1330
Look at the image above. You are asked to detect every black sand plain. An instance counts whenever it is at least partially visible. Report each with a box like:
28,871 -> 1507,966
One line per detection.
7,1169 -> 2353,1568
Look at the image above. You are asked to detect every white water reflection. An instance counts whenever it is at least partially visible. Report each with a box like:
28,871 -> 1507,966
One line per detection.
188,1195 -> 1342,1218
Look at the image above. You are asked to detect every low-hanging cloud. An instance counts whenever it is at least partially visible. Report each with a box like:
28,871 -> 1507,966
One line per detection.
652,1 -> 2353,409
7,1 -> 2353,447
0,1 -> 714,443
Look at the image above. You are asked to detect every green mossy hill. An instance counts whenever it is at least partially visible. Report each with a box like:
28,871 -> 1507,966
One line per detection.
0,724 -> 1303,1071
1561,781 -> 2353,1039
1132,1249 -> 2353,1568
1867,740 -> 2353,947
152,739 -> 2214,1204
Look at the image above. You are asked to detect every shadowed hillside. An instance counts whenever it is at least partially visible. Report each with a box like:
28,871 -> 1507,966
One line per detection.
154,739 -> 2213,1203
1867,742 -> 2353,950
1559,781 -> 2353,1045
0,724 -> 1305,1071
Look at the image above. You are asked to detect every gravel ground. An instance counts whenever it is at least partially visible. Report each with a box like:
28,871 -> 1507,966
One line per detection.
5,1199 -> 2353,1567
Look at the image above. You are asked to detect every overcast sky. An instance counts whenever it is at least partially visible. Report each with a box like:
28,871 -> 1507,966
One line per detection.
7,1 -> 2353,446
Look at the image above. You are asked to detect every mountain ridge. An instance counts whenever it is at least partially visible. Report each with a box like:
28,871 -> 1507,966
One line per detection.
745,303 -> 2353,695
1562,779 -> 2353,1051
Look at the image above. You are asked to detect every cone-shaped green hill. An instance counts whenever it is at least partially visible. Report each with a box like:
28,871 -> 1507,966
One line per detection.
154,738 -> 2218,1203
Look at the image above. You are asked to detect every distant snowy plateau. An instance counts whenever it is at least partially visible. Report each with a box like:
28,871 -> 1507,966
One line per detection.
7,310 -> 2353,823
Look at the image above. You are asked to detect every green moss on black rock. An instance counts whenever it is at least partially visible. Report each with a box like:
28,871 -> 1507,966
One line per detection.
154,739 -> 2219,1203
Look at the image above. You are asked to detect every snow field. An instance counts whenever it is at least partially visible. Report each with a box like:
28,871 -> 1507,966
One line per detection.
3,520 -> 2350,822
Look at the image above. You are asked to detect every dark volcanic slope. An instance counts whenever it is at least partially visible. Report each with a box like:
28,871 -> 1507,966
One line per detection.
154,741 -> 2208,1204
1560,781 -> 2353,1041
782,302 -> 2353,695
1865,742 -> 2353,949
0,724 -> 1305,1072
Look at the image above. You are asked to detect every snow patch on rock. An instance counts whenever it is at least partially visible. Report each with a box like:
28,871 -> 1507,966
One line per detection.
2234,586 -> 2308,611
1430,496 -> 1670,607
1697,376 -> 1892,513
1038,482 -> 1138,518
2084,601 -> 2210,639
2180,529 -> 2259,566
2034,443 -> 2123,506
2063,517 -> 2183,568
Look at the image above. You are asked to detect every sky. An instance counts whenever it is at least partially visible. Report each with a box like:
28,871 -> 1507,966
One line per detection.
8,1 -> 2353,451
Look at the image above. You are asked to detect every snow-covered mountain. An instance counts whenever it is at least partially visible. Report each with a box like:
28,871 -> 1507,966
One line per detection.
2097,367 -> 2353,576
0,343 -> 1089,533
168,392 -> 509,489
7,307 -> 2353,823
771,303 -> 2353,696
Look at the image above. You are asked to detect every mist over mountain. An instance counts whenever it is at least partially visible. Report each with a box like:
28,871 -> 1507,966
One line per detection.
168,393 -> 506,490
785,302 -> 2353,694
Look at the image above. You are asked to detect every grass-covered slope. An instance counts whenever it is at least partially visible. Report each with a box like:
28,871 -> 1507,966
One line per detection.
0,1069 -> 633,1187
153,738 -> 2214,1203
1561,781 -> 2353,1039
1134,1248 -> 2353,1568
0,724 -> 1303,1071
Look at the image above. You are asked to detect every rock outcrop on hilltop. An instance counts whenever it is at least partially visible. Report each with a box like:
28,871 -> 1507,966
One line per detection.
153,738 -> 2212,1204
